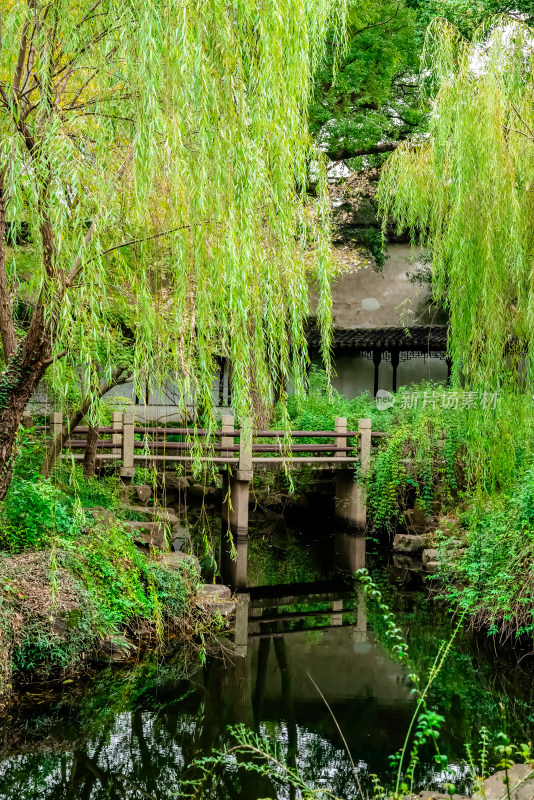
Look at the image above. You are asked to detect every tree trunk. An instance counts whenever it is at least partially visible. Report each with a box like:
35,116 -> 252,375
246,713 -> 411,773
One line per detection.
83,424 -> 98,477
0,330 -> 52,499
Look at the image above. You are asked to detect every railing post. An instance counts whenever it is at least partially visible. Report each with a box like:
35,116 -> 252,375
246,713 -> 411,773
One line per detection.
121,412 -> 135,480
220,415 -> 234,529
237,418 -> 253,481
52,411 -> 63,442
112,412 -> 122,457
334,417 -> 347,457
221,414 -> 234,459
224,418 -> 252,535
358,418 -> 372,477
335,417 -> 371,529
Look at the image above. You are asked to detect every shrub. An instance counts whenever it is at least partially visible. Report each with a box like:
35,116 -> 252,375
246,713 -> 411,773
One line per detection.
0,477 -> 82,551
441,469 -> 534,640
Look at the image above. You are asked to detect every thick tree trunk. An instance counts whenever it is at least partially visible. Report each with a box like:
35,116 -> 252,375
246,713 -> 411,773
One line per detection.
0,330 -> 52,499
83,424 -> 98,477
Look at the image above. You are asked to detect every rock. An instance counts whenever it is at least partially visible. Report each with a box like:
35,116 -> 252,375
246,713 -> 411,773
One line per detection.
417,792 -> 468,800
422,548 -> 438,565
393,554 -> 423,572
474,764 -> 534,800
134,484 -> 152,505
171,537 -> 185,552
437,513 -> 462,537
199,584 -> 231,601
159,551 -> 200,573
393,533 -> 425,554
404,507 -> 425,527
197,584 -> 235,617
424,560 -> 439,574
123,505 -> 179,525
162,475 -> 190,490
188,483 -> 217,501
124,520 -> 166,550
87,506 -> 116,526
94,636 -> 136,663
171,524 -> 191,553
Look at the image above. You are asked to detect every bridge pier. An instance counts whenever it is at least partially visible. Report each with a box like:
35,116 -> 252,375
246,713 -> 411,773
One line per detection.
221,415 -> 252,536
334,418 -> 371,529
222,473 -> 250,536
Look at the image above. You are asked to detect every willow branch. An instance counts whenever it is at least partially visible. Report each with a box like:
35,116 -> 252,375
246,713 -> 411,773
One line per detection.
64,148 -> 134,288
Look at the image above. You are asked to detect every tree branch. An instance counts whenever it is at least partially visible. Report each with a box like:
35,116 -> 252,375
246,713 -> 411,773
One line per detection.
64,148 -> 134,288
0,170 -> 17,360
351,1 -> 401,37
13,20 -> 30,94
325,140 -> 403,161
40,366 -> 130,476
95,221 -> 215,260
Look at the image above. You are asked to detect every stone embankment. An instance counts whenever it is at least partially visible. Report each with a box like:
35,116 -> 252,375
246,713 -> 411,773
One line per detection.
392,507 -> 466,576
118,483 -> 235,620
413,763 -> 534,800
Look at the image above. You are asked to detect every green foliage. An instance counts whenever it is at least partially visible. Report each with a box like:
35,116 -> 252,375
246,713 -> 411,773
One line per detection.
276,367 -> 381,433
0,478 -> 81,551
378,19 -> 534,397
278,370 -> 465,527
0,0 -> 348,473
355,228 -> 389,271
51,462 -> 121,510
310,0 -> 426,163
0,522 -> 201,695
61,525 -> 196,635
440,468 -> 534,639
280,370 -> 534,529
408,1 -> 534,38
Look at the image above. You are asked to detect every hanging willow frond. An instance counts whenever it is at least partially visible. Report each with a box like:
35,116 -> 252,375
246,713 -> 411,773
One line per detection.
0,0 -> 347,429
377,17 -> 534,392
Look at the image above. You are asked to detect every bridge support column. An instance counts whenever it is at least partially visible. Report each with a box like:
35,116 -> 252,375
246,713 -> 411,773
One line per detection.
223,476 -> 250,534
120,412 -> 135,484
222,419 -> 252,535
221,526 -> 248,590
335,418 -> 371,529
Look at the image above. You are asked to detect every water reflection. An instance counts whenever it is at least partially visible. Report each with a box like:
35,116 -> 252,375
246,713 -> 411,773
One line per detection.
0,521 -> 533,800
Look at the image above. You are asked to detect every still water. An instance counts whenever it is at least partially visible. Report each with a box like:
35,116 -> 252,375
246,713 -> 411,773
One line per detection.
0,510 -> 533,799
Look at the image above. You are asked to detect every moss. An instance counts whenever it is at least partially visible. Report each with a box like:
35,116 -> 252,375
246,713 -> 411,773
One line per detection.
0,526 -> 202,704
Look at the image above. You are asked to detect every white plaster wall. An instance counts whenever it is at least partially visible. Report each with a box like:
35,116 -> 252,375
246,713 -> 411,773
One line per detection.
328,244 -> 436,329
324,355 -> 447,399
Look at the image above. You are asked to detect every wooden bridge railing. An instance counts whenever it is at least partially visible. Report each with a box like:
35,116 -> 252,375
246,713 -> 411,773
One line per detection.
41,412 -> 371,479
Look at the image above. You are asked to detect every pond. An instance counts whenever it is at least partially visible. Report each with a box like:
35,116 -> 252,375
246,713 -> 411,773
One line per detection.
0,508 -> 533,799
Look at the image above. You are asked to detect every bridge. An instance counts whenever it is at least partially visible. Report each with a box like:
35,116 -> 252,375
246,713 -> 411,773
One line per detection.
47,412 -> 373,531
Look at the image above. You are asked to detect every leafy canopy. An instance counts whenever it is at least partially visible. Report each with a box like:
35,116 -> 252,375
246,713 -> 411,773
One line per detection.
310,0 -> 426,164
1,0 -> 347,423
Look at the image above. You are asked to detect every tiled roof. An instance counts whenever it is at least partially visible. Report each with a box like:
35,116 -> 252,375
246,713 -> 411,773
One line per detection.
306,325 -> 448,352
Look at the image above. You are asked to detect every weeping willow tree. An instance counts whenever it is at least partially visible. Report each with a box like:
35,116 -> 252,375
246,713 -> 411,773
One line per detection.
378,18 -> 534,390
0,0 -> 346,497
377,18 -> 534,486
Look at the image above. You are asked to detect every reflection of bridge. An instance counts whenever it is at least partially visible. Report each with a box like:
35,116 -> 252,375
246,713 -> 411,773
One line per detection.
49,413 -> 373,529
222,529 -> 369,657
